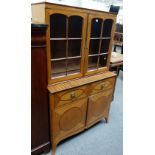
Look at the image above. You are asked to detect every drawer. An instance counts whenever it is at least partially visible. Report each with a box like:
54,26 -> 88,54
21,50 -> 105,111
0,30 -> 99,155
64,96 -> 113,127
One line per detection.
54,85 -> 87,108
89,77 -> 115,95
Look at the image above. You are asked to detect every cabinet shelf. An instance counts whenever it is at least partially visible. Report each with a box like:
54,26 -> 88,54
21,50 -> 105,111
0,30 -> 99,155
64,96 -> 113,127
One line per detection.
51,53 -> 108,61
90,37 -> 111,40
50,38 -> 82,40
115,32 -> 123,35
88,53 -> 108,57
52,62 -> 80,78
51,56 -> 81,61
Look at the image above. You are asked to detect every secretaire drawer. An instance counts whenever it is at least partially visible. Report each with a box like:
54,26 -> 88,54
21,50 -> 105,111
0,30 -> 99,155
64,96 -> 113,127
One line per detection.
89,77 -> 115,95
54,85 -> 87,108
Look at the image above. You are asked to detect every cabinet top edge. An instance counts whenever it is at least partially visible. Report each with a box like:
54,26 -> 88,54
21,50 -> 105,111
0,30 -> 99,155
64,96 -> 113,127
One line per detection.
31,23 -> 48,28
31,2 -> 117,17
47,72 -> 116,94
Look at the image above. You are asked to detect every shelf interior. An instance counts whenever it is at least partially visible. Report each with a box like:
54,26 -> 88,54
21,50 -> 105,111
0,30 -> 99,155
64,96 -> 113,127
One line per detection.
88,54 -> 108,71
51,58 -> 81,78
87,18 -> 113,72
50,13 -> 83,78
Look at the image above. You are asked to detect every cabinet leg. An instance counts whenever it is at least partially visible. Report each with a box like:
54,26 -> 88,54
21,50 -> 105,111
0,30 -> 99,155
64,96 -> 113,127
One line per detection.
52,142 -> 56,155
116,66 -> 119,76
105,117 -> 108,123
114,45 -> 116,52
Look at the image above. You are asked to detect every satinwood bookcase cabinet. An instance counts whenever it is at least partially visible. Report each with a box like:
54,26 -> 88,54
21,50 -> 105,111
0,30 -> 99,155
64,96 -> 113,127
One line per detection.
32,2 -> 117,155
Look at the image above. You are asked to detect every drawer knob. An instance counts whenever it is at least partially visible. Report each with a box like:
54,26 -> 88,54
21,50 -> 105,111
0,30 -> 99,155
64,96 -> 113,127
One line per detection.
100,84 -> 105,90
70,92 -> 76,99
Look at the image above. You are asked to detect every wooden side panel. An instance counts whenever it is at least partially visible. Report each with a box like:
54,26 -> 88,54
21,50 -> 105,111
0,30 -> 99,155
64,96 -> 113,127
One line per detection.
52,98 -> 87,144
86,89 -> 113,128
31,24 -> 50,155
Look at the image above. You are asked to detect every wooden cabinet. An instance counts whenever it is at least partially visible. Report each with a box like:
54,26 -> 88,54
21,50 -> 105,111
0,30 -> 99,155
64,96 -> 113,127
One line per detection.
32,2 -> 117,155
31,24 -> 50,155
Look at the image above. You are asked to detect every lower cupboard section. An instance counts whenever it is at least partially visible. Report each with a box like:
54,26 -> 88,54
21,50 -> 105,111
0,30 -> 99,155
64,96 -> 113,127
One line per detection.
51,89 -> 113,144
49,76 -> 116,155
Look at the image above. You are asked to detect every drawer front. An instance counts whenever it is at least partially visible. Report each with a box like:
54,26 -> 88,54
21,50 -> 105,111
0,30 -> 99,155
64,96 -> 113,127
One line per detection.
54,86 -> 87,108
89,77 -> 115,95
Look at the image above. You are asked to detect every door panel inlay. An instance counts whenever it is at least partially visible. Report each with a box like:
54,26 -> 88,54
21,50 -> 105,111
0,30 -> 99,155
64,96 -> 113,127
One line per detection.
86,90 -> 113,126
93,96 -> 108,116
59,107 -> 82,131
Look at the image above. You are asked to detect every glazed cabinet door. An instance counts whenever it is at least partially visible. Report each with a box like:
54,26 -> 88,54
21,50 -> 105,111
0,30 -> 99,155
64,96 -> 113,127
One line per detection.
52,98 -> 87,144
86,89 -> 113,128
85,14 -> 116,75
46,10 -> 87,83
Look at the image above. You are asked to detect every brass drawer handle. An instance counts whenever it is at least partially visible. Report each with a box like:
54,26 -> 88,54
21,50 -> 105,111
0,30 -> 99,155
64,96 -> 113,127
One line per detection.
100,83 -> 106,90
70,92 -> 76,99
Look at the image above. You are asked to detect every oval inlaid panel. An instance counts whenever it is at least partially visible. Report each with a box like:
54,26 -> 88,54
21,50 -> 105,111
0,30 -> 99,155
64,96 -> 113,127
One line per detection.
60,89 -> 84,101
59,107 -> 82,131
94,81 -> 111,90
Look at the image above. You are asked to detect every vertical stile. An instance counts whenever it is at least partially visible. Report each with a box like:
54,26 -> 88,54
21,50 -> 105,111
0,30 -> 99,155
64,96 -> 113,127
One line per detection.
79,18 -> 83,73
97,19 -> 104,69
65,16 -> 69,75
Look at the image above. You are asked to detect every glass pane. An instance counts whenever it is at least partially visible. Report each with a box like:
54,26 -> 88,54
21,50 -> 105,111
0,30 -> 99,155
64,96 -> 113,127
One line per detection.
89,39 -> 100,55
100,39 -> 110,53
99,54 -> 108,68
116,23 -> 123,32
68,16 -> 83,38
67,58 -> 81,75
50,14 -> 66,38
102,19 -> 113,37
51,60 -> 66,78
88,56 -> 98,71
68,40 -> 81,57
91,18 -> 102,38
114,33 -> 119,41
50,40 -> 66,59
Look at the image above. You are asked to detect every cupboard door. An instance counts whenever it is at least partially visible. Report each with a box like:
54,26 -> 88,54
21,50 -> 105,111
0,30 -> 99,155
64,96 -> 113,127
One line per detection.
46,10 -> 87,83
86,90 -> 113,127
52,98 -> 87,143
85,14 -> 116,75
